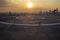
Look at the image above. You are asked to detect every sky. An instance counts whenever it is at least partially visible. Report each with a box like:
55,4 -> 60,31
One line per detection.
0,0 -> 60,12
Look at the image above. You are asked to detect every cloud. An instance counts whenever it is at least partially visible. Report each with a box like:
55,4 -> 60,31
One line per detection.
0,0 -> 7,7
0,0 -> 10,7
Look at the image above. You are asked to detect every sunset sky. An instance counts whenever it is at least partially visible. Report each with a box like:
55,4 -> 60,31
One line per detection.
0,0 -> 60,12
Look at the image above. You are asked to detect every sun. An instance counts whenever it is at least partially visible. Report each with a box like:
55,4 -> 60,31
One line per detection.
27,3 -> 33,8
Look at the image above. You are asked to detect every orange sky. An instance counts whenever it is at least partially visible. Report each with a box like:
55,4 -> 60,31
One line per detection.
0,0 -> 60,12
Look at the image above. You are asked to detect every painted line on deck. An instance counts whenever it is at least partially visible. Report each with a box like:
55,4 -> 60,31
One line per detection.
0,21 -> 60,26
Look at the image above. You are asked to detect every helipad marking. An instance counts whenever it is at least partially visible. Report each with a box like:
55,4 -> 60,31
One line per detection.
0,21 -> 60,26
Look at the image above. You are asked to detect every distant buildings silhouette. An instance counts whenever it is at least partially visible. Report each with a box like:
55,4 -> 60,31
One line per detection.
0,8 -> 59,15
52,8 -> 58,14
39,8 -> 59,14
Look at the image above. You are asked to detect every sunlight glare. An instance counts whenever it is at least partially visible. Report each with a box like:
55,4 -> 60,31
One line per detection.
27,3 -> 33,8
